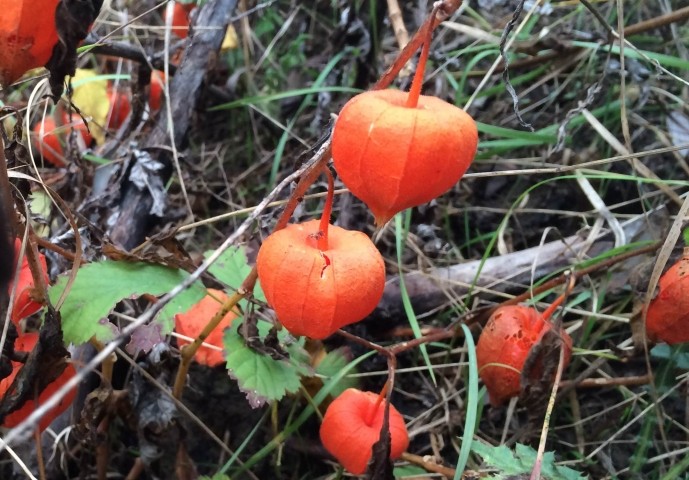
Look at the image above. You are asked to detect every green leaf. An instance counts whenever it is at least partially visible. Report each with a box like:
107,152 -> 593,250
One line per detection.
394,465 -> 428,478
471,440 -> 587,480
205,246 -> 265,308
651,344 -> 689,370
315,348 -> 358,397
224,321 -> 311,407
50,260 -> 206,344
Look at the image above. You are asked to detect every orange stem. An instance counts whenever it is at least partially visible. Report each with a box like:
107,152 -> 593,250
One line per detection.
365,381 -> 390,426
317,169 -> 334,251
541,292 -> 566,323
405,19 -> 433,108
540,275 -> 576,325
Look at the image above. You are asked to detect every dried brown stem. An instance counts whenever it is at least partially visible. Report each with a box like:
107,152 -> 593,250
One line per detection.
400,452 -> 457,478
560,374 -> 652,390
388,240 -> 661,355
386,0 -> 410,51
490,5 -> 689,74
32,236 -> 77,262
89,338 -> 115,385
374,0 -> 462,90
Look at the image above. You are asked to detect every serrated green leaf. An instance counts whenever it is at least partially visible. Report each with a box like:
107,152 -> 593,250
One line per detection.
205,246 -> 265,309
50,260 -> 206,344
471,440 -> 587,480
224,322 -> 311,405
315,348 -> 358,397
472,441 -> 525,475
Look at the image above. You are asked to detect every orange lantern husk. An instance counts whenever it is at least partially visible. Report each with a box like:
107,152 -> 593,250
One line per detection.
331,25 -> 478,225
476,299 -> 573,407
0,0 -> 61,86
175,288 -> 237,366
257,220 -> 385,339
646,253 -> 689,344
320,388 -> 409,474
10,239 -> 49,325
0,333 -> 77,432
256,171 -> 385,339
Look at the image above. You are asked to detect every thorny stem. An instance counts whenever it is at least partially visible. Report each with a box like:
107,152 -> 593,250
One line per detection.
317,169 -> 335,251
405,10 -> 434,108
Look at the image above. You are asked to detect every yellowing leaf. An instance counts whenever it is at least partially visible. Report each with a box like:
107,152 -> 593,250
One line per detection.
221,24 -> 238,51
70,69 -> 109,144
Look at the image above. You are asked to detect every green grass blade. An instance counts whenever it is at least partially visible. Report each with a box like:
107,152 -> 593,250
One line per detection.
454,324 -> 479,479
209,86 -> 362,111
218,409 -> 270,472
395,211 -> 436,385
269,49 -> 348,185
572,41 -> 689,71
659,453 -> 689,480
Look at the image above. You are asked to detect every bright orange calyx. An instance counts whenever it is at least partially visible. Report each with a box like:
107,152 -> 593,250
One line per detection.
165,2 -> 193,38
175,288 -> 237,366
149,70 -> 166,112
646,254 -> 689,345
10,239 -> 49,325
0,0 -> 60,86
107,88 -> 132,130
320,388 -> 409,474
256,219 -> 385,339
331,89 -> 478,225
476,304 -> 573,407
32,114 -> 92,167
0,333 -> 77,432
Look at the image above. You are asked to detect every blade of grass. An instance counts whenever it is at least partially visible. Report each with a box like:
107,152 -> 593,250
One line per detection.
396,211 -> 436,386
659,452 -> 689,480
454,323 -> 479,479
218,408 -> 270,472
209,86 -> 362,111
269,49 -> 348,185
572,41 -> 689,71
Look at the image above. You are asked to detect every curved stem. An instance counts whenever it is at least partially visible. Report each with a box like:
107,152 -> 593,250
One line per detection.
406,18 -> 433,108
317,169 -> 335,251
365,380 -> 390,426
172,269 -> 258,398
374,1 -> 459,91
540,273 -> 577,323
